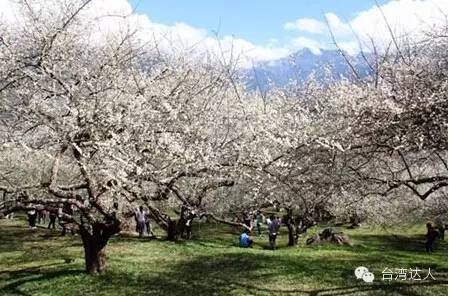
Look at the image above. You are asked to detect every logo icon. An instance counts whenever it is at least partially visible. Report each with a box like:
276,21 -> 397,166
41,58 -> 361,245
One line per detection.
355,266 -> 374,283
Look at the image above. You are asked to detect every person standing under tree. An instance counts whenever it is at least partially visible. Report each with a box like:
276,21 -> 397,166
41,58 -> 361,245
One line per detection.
27,209 -> 37,229
425,222 -> 440,253
48,211 -> 57,229
268,214 -> 280,250
37,209 -> 48,224
255,211 -> 263,236
184,218 -> 193,240
135,206 -> 147,238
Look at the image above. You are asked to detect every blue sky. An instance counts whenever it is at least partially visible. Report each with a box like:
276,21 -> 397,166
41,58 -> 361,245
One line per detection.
2,0 -> 445,65
129,0 -> 390,46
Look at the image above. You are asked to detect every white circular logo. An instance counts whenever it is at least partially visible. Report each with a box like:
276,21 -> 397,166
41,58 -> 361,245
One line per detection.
362,272 -> 375,283
355,266 -> 369,279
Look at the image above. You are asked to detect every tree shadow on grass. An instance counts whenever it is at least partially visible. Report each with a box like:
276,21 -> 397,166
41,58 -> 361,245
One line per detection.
233,280 -> 447,296
0,251 -> 446,296
0,224 -> 82,253
351,234 -> 438,253
0,268 -> 83,296
1,220 -> 447,296
104,253 -> 447,296
111,235 -> 161,244
0,262 -> 64,276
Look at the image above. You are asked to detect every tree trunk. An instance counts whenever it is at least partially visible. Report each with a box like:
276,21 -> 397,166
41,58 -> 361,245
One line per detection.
285,209 -> 299,246
79,222 -> 118,275
177,217 -> 187,239
81,231 -> 108,275
286,219 -> 301,246
167,219 -> 178,241
287,221 -> 297,246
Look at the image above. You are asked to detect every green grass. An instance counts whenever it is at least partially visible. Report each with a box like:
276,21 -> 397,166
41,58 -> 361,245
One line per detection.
0,218 -> 447,296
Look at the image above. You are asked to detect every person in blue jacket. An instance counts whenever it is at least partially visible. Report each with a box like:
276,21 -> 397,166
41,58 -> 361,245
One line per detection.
239,229 -> 253,248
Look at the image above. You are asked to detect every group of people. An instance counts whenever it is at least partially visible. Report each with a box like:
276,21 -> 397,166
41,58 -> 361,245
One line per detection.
26,209 -> 56,229
25,205 -> 72,235
22,204 -> 155,239
239,212 -> 281,250
240,212 -> 447,253
15,205 -> 449,252
135,206 -> 155,238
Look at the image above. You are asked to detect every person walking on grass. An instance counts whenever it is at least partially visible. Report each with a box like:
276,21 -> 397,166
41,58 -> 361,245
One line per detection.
255,211 -> 263,236
48,211 -> 57,229
268,214 -> 280,250
425,222 -> 440,253
37,209 -> 48,224
27,209 -> 37,229
135,206 -> 147,238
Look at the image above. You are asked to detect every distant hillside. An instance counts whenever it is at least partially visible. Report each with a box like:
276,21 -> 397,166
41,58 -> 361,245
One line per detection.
244,48 -> 373,91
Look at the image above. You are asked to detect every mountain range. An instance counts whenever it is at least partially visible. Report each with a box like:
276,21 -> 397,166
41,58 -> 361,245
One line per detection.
243,48 -> 373,91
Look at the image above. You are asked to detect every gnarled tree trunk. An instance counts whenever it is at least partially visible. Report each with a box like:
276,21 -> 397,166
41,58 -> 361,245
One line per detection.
285,209 -> 300,246
82,233 -> 108,275
79,221 -> 119,275
286,221 -> 297,246
285,208 -> 318,247
167,218 -> 178,241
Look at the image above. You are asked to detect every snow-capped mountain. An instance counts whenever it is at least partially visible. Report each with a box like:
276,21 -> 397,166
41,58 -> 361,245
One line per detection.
244,48 -> 372,91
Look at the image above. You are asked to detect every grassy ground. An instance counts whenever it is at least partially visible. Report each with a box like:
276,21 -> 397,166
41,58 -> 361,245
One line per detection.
0,218 -> 447,296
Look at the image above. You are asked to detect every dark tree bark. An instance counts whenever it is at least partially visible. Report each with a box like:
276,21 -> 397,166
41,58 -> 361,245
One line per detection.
81,233 -> 108,275
79,220 -> 120,275
285,209 -> 298,246
284,208 -> 318,247
167,218 -> 178,241
285,209 -> 303,246
176,217 -> 186,239
286,221 -> 297,246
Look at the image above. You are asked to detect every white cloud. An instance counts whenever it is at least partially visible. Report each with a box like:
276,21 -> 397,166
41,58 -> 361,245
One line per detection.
284,18 -> 327,34
291,37 -> 322,55
335,40 -> 360,55
283,13 -> 352,37
1,0 -> 446,65
324,13 -> 352,37
0,0 -> 291,67
284,0 -> 447,54
349,0 -> 447,45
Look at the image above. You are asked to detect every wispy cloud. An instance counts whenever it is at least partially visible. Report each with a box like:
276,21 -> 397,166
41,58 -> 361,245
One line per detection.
284,18 -> 327,34
284,0 -> 447,54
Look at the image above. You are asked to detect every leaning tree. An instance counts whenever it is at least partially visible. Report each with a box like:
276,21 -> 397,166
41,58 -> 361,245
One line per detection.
0,0 -> 259,273
0,0 -> 160,274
